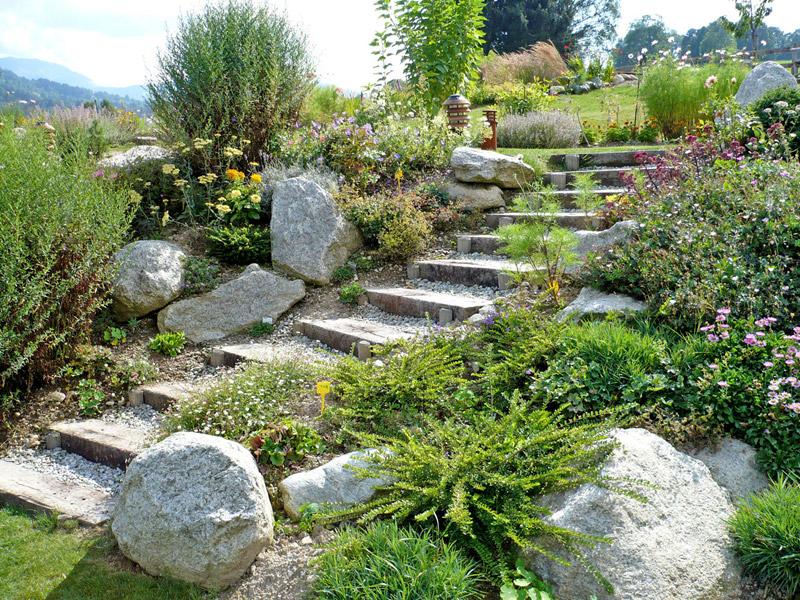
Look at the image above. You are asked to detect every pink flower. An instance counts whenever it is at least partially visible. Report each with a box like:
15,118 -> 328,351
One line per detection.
718,381 -> 729,388
704,75 -> 718,88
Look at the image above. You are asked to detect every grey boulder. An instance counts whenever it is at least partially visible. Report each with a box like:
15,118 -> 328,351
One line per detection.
157,264 -> 305,342
525,428 -> 741,600
111,432 -> 273,590
446,181 -> 505,211
565,220 -> 638,274
279,450 -> 390,520
734,61 -> 799,107
451,147 -> 537,189
112,241 -> 186,320
271,178 -> 363,285
98,145 -> 173,169
558,286 -> 647,322
688,438 -> 770,503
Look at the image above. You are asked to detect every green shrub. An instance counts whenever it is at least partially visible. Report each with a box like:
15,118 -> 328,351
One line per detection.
320,398 -> 634,587
0,127 -> 133,393
312,521 -> 484,600
492,81 -> 556,116
332,266 -> 355,282
728,475 -> 800,596
148,0 -> 315,167
182,256 -> 222,296
148,332 -> 186,357
249,322 -> 274,337
248,420 -> 325,467
75,379 -> 104,417
748,86 -> 800,158
338,282 -> 365,306
164,359 -> 317,441
641,59 -> 748,137
206,225 -> 271,265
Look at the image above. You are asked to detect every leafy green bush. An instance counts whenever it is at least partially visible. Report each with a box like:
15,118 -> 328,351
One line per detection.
248,420 -> 325,467
332,266 -> 355,282
75,379 -> 104,417
497,110 -> 581,149
493,81 -> 556,116
749,86 -> 800,158
148,0 -> 315,167
641,59 -> 747,138
206,225 -> 271,265
164,359 -> 317,441
312,521 -> 484,600
182,256 -> 222,296
148,332 -> 186,357
338,282 -> 365,306
0,127 -> 133,393
249,322 -> 274,337
320,399 -> 634,587
728,475 -> 800,596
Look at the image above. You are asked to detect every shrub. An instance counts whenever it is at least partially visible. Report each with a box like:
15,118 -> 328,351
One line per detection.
497,110 -> 581,148
248,420 -> 325,467
319,398 -> 634,587
33,105 -> 144,157
206,225 -> 271,265
148,332 -> 186,357
148,0 -> 315,167
0,127 -> 133,393
164,359 -> 317,441
748,86 -> 800,158
312,521 -> 484,600
728,475 -> 800,596
494,81 -> 555,116
338,282 -> 365,306
332,266 -> 355,282
480,41 -> 569,85
249,322 -> 274,337
182,257 -> 222,296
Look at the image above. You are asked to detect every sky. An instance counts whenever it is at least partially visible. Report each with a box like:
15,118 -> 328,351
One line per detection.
0,0 -> 799,91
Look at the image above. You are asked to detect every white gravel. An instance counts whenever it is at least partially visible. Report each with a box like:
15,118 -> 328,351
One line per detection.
414,277 -> 513,300
3,446 -> 124,495
101,404 -> 163,433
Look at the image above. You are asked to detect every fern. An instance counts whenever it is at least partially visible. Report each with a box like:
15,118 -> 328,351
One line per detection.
318,396 -> 641,589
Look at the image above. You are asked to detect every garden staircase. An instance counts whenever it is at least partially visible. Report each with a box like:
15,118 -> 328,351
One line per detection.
0,383 -> 192,525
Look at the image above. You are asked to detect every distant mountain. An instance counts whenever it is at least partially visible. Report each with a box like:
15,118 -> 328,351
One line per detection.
0,57 -> 146,101
0,69 -> 147,112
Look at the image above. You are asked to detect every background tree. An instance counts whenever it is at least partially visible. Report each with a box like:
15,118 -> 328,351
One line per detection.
720,0 -> 774,58
482,0 -> 619,55
374,0 -> 486,116
700,19 -> 737,55
616,16 -> 678,66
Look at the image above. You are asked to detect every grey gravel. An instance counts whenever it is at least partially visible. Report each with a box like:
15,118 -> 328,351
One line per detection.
414,278 -> 513,300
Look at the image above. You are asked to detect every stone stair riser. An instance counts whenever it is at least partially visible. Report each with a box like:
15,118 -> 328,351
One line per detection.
485,212 -> 596,230
365,288 -> 488,322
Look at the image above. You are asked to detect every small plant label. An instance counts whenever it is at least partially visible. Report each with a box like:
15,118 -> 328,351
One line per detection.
317,381 -> 331,413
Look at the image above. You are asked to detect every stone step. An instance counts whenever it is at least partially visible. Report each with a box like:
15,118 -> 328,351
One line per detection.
365,287 -> 490,322
512,188 -> 625,209
296,318 -> 415,354
0,460 -> 114,526
544,167 -> 641,189
209,343 -> 286,367
47,419 -> 145,470
133,381 -> 196,411
413,259 -> 541,288
456,234 -> 503,255
485,212 -> 597,230
548,149 -> 666,169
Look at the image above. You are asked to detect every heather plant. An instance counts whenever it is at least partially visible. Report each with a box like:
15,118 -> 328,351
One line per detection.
318,398 -> 637,588
312,521 -> 484,600
497,110 -> 581,148
164,358 -> 317,442
148,0 -> 315,168
0,127 -> 134,393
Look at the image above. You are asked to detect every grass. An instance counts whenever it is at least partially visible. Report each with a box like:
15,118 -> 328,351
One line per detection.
0,505 -> 211,600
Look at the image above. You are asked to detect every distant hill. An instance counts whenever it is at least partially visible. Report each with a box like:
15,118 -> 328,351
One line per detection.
0,69 -> 148,112
0,57 -> 147,101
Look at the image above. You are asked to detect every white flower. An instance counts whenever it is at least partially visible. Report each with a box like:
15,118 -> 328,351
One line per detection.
667,36 -> 675,43
651,40 -> 658,46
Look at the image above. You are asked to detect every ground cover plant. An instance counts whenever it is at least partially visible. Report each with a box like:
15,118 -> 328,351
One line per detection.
0,126 -> 134,395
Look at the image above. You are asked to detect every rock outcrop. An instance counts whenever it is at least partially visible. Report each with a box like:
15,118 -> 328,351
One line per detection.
734,61 -> 799,107
112,241 -> 186,320
451,147 -> 538,189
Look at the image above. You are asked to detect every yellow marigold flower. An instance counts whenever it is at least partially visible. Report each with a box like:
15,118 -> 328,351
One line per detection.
162,163 -> 175,174
230,189 -> 242,199
250,173 -> 262,183
226,169 -> 239,181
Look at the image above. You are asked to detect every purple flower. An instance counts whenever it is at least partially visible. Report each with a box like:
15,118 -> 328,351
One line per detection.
700,325 -> 714,332
764,361 -> 774,368
317,157 -> 324,164
708,334 -> 720,343
744,333 -> 757,346
709,363 -> 719,370
526,369 -> 533,375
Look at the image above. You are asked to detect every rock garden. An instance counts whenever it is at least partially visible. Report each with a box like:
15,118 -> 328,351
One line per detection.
2,1 -> 800,600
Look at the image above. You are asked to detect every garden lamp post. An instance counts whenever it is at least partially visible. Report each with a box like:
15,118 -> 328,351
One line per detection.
443,94 -> 471,131
481,109 -> 498,151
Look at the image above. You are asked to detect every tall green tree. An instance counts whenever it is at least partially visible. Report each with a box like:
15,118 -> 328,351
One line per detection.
373,0 -> 486,116
482,0 -> 620,55
616,16 -> 678,66
720,0 -> 774,58
700,19 -> 737,55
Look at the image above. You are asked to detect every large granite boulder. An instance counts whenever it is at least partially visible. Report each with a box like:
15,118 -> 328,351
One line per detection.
446,181 -> 505,211
525,428 -> 741,600
279,450 -> 390,520
98,145 -> 173,169
688,438 -> 770,503
734,61 -> 799,107
157,264 -> 305,342
271,178 -> 363,285
558,286 -> 647,322
112,241 -> 186,320
112,432 -> 273,590
451,147 -> 537,189
565,220 -> 638,274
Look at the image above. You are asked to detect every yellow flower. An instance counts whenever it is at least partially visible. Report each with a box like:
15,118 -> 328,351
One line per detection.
229,189 -> 242,199
161,211 -> 170,227
218,196 -> 226,202
226,169 -> 239,181
171,167 -> 179,176
214,133 -> 221,137
250,173 -> 262,183
395,169 -> 403,180
216,204 -> 232,213
242,139 -> 250,145
174,179 -> 188,188
162,163 -> 175,174
249,194 -> 260,203
205,202 -> 215,208
128,190 -> 142,203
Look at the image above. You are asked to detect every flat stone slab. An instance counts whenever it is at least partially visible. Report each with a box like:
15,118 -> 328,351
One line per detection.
548,149 -> 666,168
0,460 -> 115,526
485,212 -> 596,230
297,318 -> 414,353
558,286 -> 647,322
138,382 -> 196,411
365,287 -> 490,321
212,343 -> 293,367
459,235 -> 503,255
48,420 -> 146,470
415,259 -> 540,288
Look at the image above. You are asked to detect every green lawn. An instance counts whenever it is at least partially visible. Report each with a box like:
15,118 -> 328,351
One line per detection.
0,506 -> 212,600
